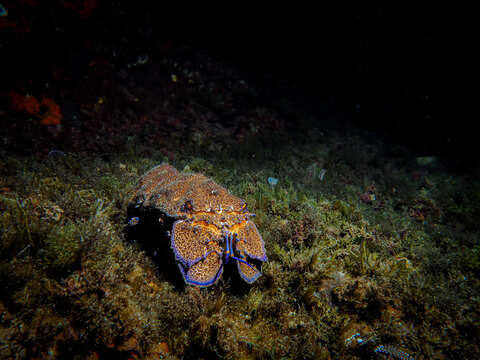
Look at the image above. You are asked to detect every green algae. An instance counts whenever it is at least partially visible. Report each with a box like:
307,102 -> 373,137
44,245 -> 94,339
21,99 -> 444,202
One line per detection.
0,133 -> 479,359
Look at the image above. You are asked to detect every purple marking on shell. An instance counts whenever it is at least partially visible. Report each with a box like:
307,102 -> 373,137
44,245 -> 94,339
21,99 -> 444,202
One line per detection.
238,235 -> 268,262
236,260 -> 262,284
170,220 -> 205,267
233,221 -> 268,263
178,260 -> 224,287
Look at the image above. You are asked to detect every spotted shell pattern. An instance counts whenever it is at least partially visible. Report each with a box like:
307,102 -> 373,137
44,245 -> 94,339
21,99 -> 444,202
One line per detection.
130,164 -> 267,287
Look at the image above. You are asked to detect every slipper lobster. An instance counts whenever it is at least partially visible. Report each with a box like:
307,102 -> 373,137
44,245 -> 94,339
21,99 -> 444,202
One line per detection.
129,164 -> 267,287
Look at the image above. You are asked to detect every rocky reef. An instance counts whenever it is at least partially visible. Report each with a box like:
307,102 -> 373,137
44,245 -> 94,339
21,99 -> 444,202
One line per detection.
0,35 -> 479,359
1,125 -> 479,359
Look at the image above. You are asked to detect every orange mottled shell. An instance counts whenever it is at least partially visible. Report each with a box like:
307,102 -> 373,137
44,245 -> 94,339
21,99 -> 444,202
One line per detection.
130,164 -> 246,217
129,163 -> 267,287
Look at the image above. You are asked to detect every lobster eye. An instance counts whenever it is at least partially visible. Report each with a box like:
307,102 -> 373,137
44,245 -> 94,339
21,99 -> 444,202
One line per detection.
183,200 -> 194,212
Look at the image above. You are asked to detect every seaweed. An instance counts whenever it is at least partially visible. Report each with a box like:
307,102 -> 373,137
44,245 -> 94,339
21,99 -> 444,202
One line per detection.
1,55 -> 479,359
